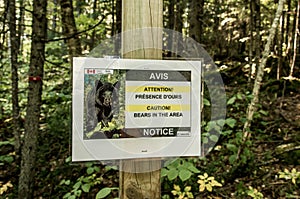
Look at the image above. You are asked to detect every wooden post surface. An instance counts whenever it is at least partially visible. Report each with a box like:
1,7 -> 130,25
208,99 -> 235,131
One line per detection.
120,0 -> 163,198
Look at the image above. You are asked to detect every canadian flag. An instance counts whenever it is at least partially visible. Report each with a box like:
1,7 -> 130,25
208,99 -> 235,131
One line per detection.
86,69 -> 96,74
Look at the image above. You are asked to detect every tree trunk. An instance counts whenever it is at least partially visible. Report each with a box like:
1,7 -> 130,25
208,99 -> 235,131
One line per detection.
89,0 -> 98,50
277,11 -> 284,80
18,0 -> 47,198
17,0 -> 25,53
189,0 -> 204,43
0,0 -> 9,62
120,0 -> 162,198
59,0 -> 82,60
237,0 -> 286,160
252,0 -> 261,70
8,0 -> 21,158
288,0 -> 299,77
49,0 -> 58,39
114,0 -> 122,54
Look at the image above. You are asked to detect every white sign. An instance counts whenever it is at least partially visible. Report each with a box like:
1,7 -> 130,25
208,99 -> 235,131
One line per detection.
72,57 -> 201,161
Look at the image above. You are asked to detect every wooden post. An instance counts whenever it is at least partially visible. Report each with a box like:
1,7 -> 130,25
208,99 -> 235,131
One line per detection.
120,0 -> 163,198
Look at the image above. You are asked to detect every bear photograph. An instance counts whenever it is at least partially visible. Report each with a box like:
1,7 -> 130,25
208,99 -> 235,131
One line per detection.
84,70 -> 123,139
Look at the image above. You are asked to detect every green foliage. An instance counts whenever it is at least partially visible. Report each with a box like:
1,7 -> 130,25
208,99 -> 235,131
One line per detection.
0,139 -> 15,166
96,187 -> 118,199
0,154 -> 14,166
246,186 -> 264,199
161,159 -> 200,182
60,163 -> 118,199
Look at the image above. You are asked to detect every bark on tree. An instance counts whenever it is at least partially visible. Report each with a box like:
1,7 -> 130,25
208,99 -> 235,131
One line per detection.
237,0 -> 286,159
166,0 -> 186,57
114,0 -> 122,54
189,0 -> 204,43
253,0 -> 261,68
8,0 -> 21,156
18,0 -> 47,198
288,0 -> 299,77
277,11 -> 284,80
0,0 -> 9,60
17,0 -> 25,53
120,0 -> 162,198
58,0 -> 82,60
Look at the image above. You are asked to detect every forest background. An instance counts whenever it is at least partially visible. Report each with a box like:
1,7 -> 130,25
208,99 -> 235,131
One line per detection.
0,0 -> 300,198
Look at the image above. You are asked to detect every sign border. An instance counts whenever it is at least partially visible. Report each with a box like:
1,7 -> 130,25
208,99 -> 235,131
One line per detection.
72,57 -> 201,161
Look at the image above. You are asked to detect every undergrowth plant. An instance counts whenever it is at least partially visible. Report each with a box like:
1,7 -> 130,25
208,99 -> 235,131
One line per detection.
60,161 -> 118,199
278,168 -> 300,185
246,186 -> 264,199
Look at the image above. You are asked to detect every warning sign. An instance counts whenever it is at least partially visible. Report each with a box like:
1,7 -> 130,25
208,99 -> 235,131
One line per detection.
125,70 -> 191,136
72,58 -> 201,161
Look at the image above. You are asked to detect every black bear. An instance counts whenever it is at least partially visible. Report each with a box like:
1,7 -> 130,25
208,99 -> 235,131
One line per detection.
85,80 -> 119,137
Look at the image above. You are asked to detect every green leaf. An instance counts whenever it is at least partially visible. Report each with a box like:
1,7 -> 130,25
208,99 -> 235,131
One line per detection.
229,154 -> 237,164
209,135 -> 219,142
225,118 -> 237,128
85,162 -> 93,167
68,195 -> 76,199
65,156 -> 71,163
236,93 -> 243,100
202,137 -> 208,144
221,130 -> 232,136
216,119 -> 225,127
0,140 -> 14,147
227,96 -> 236,105
73,181 -> 82,190
167,168 -> 178,181
179,169 -> 192,181
75,189 -> 82,197
83,176 -> 91,183
0,155 -> 14,163
63,192 -> 71,199
203,98 -> 211,106
96,188 -> 111,199
184,162 -> 200,173
259,110 -> 268,116
94,166 -> 100,172
82,183 -> 91,193
226,143 -> 237,153
87,167 -> 94,175
205,121 -> 217,131
161,168 -> 168,177
188,165 -> 200,173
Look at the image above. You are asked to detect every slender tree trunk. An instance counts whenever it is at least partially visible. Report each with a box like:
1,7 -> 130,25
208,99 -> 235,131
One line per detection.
237,0 -> 286,160
249,0 -> 254,82
289,0 -> 299,77
59,0 -> 82,60
277,12 -> 284,80
17,0 -> 25,54
189,0 -> 204,43
285,0 -> 291,54
172,0 -> 184,56
114,0 -> 122,54
0,0 -> 9,61
252,0 -> 261,69
90,0 -> 98,50
8,0 -> 21,158
49,0 -> 58,39
18,0 -> 47,198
